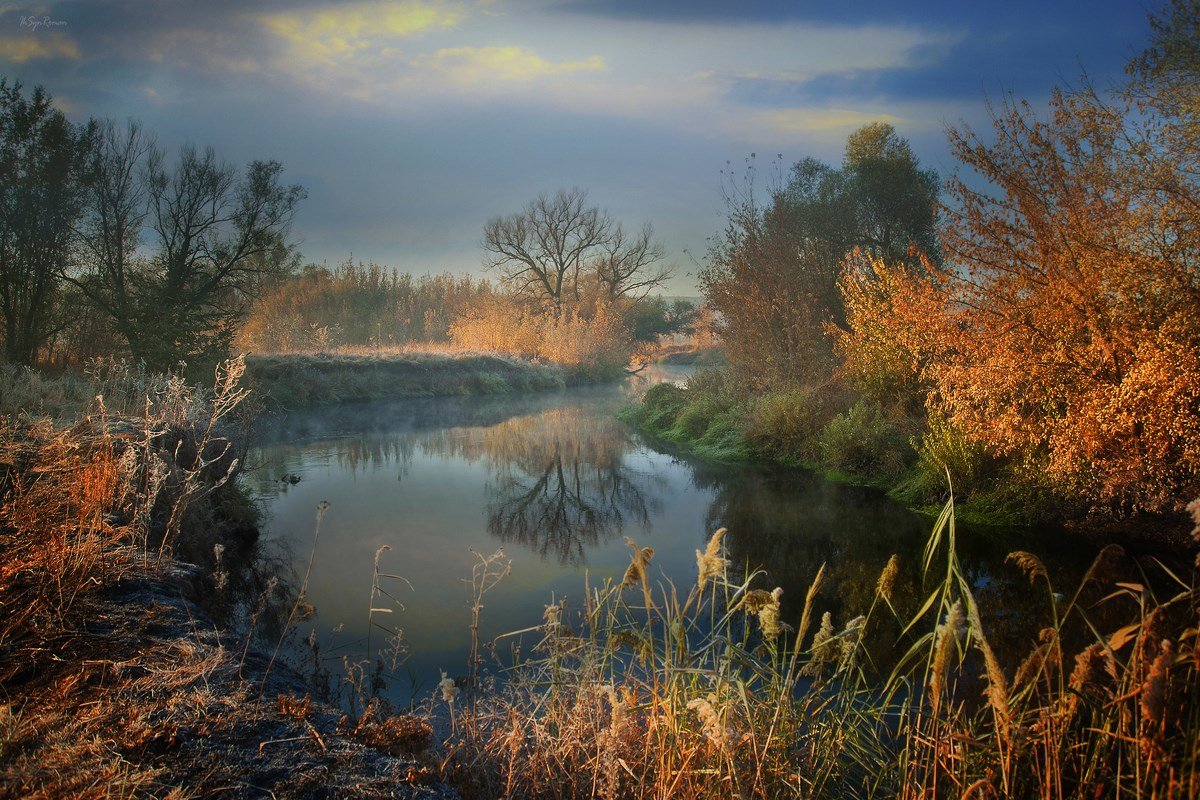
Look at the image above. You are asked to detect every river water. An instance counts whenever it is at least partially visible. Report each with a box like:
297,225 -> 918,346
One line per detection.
247,374 -> 1127,702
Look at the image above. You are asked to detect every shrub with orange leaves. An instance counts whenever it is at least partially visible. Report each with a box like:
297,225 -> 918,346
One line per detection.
833,81 -> 1200,515
831,250 -> 954,415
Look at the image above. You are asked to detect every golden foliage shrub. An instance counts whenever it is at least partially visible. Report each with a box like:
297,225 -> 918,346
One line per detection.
450,298 -> 633,379
833,87 -> 1200,514
238,261 -> 494,352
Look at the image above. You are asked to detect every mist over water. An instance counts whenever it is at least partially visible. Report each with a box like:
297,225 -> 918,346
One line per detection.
248,376 -> 1124,702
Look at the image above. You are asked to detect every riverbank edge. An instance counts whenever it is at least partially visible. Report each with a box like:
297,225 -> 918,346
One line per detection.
244,351 -> 577,410
619,387 -> 1196,551
0,413 -> 457,799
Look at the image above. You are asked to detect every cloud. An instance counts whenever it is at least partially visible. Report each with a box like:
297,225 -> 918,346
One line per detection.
419,45 -> 605,83
262,1 -> 465,64
0,33 -> 78,62
754,108 -> 909,134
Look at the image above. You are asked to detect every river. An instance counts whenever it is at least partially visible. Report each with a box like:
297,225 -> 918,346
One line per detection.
247,374 -> 1132,703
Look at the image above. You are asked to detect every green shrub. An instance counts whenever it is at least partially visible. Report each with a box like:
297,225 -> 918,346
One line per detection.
896,414 -> 994,504
745,386 -> 846,464
624,371 -> 750,460
816,400 -> 912,482
892,416 -> 1066,524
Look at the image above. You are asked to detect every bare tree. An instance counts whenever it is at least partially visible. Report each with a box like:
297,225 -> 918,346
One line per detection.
595,221 -> 670,301
72,136 -> 305,370
70,119 -> 153,349
482,188 -> 670,309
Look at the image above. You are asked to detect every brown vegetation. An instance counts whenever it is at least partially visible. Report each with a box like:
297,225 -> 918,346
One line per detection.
0,362 -> 451,798
439,504 -> 1200,800
652,3 -> 1200,524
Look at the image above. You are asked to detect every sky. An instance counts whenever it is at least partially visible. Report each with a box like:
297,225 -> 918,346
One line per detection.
0,0 -> 1155,294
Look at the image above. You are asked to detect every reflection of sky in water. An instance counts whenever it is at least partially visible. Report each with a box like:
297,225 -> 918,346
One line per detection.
248,383 -> 1132,702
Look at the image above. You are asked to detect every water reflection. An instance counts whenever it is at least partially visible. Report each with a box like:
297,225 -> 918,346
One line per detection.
254,395 -> 659,564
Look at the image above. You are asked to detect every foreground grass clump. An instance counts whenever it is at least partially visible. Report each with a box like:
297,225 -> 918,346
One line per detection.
0,359 -> 448,798
244,349 -> 567,409
441,502 -> 1200,799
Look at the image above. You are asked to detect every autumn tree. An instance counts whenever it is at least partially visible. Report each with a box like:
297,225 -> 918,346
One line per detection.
702,189 -> 842,388
0,80 -> 92,364
703,125 -> 939,389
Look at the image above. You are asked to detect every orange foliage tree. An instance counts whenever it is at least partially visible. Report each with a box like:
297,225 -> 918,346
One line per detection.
703,126 -> 939,391
832,49 -> 1200,515
929,80 -> 1200,513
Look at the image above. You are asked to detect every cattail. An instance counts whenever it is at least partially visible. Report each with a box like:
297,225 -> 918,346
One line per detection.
543,600 -> 562,630
621,539 -> 654,590
930,600 -> 965,708
1063,642 -> 1105,722
966,599 -> 1011,732
1137,607 -> 1170,672
696,528 -> 730,591
838,615 -> 866,666
876,554 -> 900,601
801,612 -> 837,676
1006,551 -> 1048,584
687,694 -> 732,748
439,670 -> 459,703
621,537 -> 656,610
610,629 -> 651,660
596,684 -> 629,800
758,588 -> 785,639
1141,639 -> 1174,734
1013,643 -> 1049,690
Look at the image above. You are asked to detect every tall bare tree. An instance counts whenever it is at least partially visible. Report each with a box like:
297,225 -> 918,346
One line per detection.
70,119 -> 153,351
72,137 -> 305,370
595,221 -> 669,301
482,188 -> 670,310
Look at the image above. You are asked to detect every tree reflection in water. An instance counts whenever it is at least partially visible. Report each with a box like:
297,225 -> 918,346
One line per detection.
429,407 -> 659,564
254,395 -> 660,564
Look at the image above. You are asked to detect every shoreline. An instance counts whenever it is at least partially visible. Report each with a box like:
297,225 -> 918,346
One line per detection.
0,390 -> 456,798
244,351 -> 571,410
620,392 -> 1197,552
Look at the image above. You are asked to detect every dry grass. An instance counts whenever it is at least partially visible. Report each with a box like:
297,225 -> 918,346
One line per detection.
439,500 -> 1200,799
0,359 -> 450,799
449,301 -> 634,381
243,350 -> 567,409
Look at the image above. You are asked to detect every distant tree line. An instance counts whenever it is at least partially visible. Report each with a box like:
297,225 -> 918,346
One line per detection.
237,262 -> 492,351
0,79 -> 304,371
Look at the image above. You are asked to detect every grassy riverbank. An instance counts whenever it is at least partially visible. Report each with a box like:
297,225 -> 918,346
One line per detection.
621,373 -> 1193,540
244,350 -> 569,410
0,361 -> 452,799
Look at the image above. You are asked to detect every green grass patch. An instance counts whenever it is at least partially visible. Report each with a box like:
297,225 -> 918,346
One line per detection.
244,351 -> 567,409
